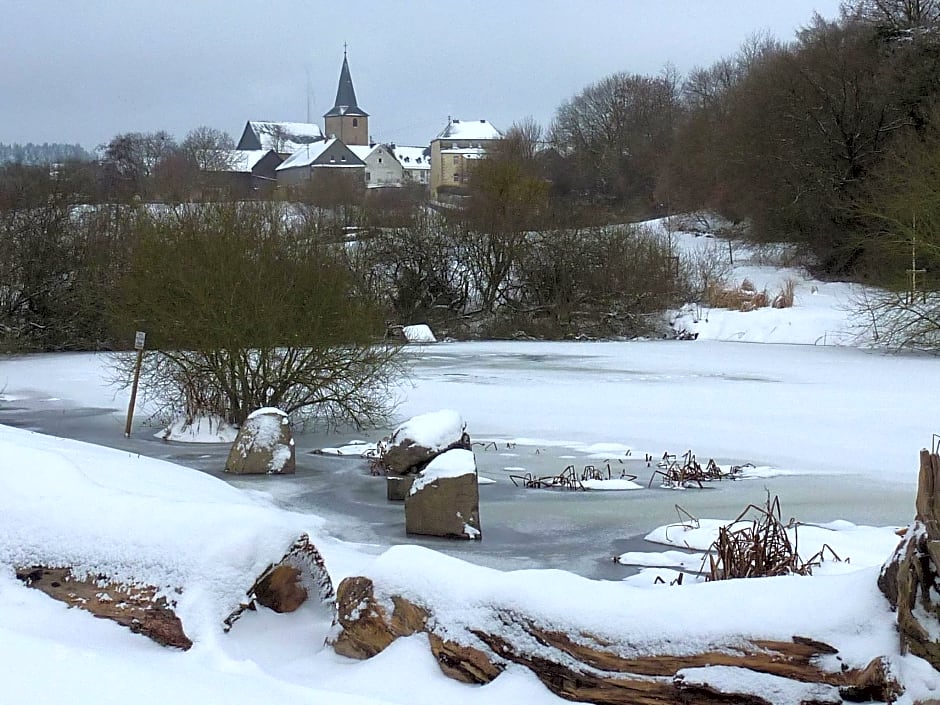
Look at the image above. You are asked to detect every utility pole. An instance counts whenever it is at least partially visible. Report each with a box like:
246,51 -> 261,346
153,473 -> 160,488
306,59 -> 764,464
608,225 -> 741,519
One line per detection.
908,212 -> 927,304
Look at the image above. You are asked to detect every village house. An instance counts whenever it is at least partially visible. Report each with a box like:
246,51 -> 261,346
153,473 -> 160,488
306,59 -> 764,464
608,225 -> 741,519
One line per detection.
274,137 -> 365,187
215,51 -> 433,193
203,148 -> 282,197
235,120 -> 325,158
429,118 -> 502,199
390,145 -> 431,185
349,143 -> 403,187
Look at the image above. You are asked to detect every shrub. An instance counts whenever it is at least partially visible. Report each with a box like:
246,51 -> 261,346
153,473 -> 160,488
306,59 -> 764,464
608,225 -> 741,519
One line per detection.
110,201 -> 403,427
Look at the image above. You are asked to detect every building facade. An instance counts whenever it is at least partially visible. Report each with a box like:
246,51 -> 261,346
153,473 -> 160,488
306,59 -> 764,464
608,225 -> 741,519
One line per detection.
429,118 -> 502,199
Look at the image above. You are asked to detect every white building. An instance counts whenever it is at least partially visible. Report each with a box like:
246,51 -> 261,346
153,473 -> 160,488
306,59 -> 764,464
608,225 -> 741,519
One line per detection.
429,118 -> 502,198
348,144 -> 403,187
390,145 -> 431,185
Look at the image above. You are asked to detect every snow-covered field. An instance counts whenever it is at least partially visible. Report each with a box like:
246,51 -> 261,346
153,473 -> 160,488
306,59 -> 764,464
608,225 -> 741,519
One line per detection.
1,228 -> 939,703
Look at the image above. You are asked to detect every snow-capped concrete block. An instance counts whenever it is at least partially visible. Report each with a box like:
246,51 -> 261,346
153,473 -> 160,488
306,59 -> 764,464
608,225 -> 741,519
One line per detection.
404,449 -> 481,540
377,409 -> 470,476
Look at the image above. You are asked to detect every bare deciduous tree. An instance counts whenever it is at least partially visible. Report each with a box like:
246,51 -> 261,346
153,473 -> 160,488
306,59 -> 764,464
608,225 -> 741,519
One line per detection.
111,201 -> 403,427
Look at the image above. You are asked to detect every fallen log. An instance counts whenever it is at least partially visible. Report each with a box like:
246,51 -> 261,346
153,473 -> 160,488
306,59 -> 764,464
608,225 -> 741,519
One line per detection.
15,566 -> 192,650
332,575 -> 899,705
16,533 -> 335,648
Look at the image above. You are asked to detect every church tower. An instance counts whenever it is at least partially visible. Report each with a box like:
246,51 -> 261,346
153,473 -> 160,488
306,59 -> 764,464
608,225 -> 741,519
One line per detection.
323,49 -> 369,146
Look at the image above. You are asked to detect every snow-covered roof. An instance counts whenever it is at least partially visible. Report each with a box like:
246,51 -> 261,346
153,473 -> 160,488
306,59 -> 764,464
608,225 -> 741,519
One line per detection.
347,144 -> 381,161
246,121 -> 324,153
392,145 -> 430,170
213,149 -> 273,173
435,119 -> 502,141
276,139 -> 336,170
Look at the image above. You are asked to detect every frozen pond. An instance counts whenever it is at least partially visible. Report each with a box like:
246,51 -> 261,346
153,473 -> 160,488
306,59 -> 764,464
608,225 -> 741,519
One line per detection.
0,339 -> 930,579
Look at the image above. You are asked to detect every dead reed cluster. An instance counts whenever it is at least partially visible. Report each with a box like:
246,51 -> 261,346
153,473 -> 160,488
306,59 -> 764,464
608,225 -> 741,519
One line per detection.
706,277 -> 797,312
706,494 -> 839,580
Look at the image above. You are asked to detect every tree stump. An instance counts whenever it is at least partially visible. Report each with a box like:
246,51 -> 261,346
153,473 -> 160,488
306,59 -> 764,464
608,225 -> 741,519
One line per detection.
879,449 -> 940,669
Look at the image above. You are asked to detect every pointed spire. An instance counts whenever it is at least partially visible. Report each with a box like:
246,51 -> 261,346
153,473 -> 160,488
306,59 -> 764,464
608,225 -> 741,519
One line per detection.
324,49 -> 368,118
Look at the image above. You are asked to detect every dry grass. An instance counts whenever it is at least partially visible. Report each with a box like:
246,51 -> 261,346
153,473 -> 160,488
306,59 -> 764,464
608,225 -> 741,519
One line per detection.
772,277 -> 797,309
706,278 -> 768,311
705,494 -> 840,581
706,277 -> 797,312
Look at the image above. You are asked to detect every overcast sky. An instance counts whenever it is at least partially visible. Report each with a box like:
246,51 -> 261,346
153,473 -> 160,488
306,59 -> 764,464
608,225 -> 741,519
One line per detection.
3,1 -> 845,151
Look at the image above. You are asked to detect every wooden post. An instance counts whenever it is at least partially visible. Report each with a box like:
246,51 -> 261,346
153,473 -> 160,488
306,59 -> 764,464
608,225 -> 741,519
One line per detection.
124,331 -> 146,438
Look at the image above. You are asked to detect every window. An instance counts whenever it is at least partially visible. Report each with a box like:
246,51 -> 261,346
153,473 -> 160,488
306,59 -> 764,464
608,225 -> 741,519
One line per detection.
378,157 -> 382,163
353,118 -> 359,127
365,171 -> 371,182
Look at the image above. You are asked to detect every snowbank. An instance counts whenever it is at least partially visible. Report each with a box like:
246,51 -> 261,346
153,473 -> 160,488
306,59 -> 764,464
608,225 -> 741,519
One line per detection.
403,325 -> 437,343
156,414 -> 238,443
362,544 -> 897,667
0,424 -> 321,635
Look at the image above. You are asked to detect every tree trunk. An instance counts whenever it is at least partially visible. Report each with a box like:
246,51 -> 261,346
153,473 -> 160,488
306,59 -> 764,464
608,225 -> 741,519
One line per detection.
332,575 -> 899,705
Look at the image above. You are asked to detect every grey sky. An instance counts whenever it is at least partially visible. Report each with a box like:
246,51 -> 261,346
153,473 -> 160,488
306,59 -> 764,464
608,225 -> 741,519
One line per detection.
2,0 -> 844,151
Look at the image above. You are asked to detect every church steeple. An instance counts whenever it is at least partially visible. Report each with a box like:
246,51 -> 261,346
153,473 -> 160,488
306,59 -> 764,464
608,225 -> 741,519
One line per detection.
324,48 -> 369,146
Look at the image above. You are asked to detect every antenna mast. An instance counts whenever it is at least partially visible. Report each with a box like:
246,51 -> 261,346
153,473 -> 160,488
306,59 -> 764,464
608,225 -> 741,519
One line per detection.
305,66 -> 312,123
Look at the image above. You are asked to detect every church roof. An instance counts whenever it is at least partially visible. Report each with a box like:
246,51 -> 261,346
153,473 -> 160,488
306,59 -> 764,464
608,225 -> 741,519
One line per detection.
324,54 -> 369,119
237,121 -> 324,153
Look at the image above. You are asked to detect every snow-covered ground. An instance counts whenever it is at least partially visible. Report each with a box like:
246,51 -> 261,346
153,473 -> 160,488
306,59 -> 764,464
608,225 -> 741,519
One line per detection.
1,226 -> 939,703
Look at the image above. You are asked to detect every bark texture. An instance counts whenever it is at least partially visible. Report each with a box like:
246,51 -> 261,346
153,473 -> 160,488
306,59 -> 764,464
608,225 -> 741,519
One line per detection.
879,449 -> 940,669
15,566 -> 192,650
332,575 -> 899,704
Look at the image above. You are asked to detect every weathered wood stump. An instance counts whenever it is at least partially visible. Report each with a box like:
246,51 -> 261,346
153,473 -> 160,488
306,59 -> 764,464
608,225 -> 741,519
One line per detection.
225,533 -> 335,629
332,575 -> 898,704
879,449 -> 940,669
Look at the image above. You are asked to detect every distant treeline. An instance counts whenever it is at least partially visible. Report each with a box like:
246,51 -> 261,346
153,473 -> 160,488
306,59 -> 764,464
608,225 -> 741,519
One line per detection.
0,142 -> 94,165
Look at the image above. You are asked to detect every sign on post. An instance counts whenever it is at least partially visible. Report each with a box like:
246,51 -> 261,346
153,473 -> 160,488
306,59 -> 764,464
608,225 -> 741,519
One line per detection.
124,331 -> 146,438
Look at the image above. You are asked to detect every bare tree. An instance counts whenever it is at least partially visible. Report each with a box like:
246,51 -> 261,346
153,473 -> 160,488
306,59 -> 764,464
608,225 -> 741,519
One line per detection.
181,126 -> 236,172
100,131 -> 177,200
843,0 -> 940,30
550,70 -> 680,213
111,201 -> 403,427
